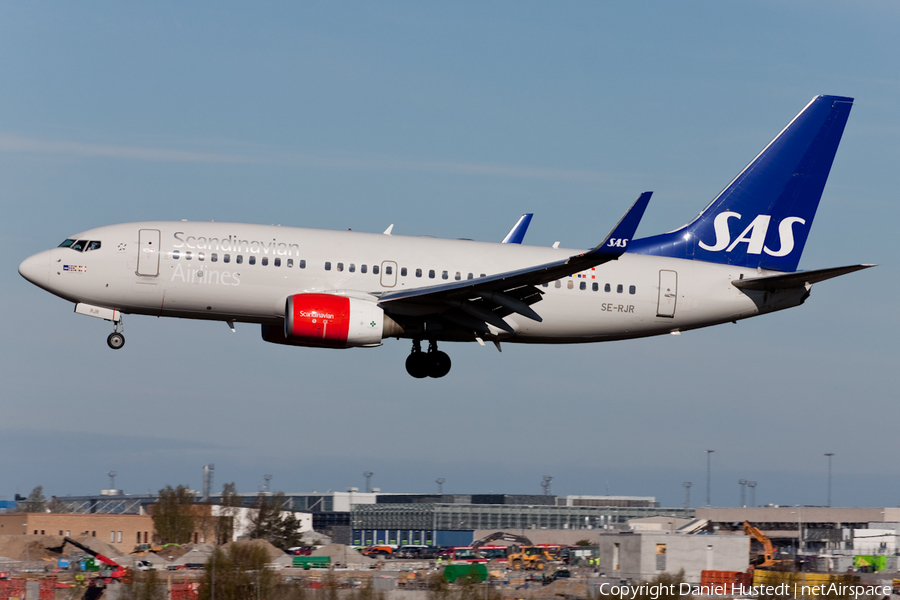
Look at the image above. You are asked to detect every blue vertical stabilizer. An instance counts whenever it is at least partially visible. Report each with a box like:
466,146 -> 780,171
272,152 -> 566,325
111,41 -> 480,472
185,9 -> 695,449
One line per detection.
628,95 -> 853,272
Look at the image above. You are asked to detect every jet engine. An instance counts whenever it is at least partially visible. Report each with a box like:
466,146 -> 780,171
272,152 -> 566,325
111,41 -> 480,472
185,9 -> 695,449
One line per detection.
261,293 -> 403,348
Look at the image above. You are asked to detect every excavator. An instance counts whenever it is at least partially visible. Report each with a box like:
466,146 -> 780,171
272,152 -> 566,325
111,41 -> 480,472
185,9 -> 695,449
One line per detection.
743,521 -> 792,569
470,531 -> 534,550
470,531 -> 561,571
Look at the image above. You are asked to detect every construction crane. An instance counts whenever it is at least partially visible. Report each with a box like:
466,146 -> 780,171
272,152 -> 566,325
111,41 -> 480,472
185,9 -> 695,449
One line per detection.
47,537 -> 127,580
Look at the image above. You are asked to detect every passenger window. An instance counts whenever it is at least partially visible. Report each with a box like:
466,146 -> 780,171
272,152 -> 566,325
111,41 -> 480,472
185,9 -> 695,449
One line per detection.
441,270 -> 448,280
287,259 -> 293,267
373,265 -> 379,275
629,285 -> 636,294
249,256 -> 256,265
604,283 -> 611,292
386,266 -> 393,275
580,281 -> 586,290
467,273 -> 473,280
567,280 -> 574,289
401,267 -> 407,277
211,253 -> 218,262
236,255 -> 243,264
555,281 -> 561,288
172,250 -> 180,259
337,263 -> 343,272
299,260 -> 306,269
617,284 -> 623,293
592,282 -> 598,291
416,268 -> 422,278
223,254 -> 230,263
361,264 -> 367,273
275,258 -> 281,267
86,241 -> 101,252
455,272 -> 461,281
185,251 -> 192,260
261,257 -> 268,266
429,270 -> 435,279
480,274 -> 486,277
325,262 -> 331,271
349,263 -> 355,272
71,240 -> 87,252
542,282 -> 549,288
198,253 -> 205,261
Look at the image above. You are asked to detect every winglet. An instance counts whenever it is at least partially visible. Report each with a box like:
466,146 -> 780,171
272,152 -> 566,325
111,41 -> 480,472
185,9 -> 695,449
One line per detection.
502,213 -> 534,244
581,191 -> 652,260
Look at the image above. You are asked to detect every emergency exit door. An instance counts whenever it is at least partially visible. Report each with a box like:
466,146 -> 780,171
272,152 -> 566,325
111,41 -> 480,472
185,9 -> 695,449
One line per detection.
137,229 -> 161,276
657,270 -> 677,317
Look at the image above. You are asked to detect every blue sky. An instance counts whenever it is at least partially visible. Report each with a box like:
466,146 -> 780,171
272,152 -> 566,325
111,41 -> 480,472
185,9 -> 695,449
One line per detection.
2,2 -> 898,509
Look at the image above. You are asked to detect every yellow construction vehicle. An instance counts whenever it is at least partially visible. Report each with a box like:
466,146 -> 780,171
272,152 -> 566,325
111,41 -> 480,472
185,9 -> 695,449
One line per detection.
743,521 -> 793,569
507,545 -> 561,571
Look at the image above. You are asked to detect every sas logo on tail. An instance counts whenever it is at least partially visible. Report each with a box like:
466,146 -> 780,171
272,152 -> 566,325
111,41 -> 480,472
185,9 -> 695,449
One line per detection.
698,212 -> 805,257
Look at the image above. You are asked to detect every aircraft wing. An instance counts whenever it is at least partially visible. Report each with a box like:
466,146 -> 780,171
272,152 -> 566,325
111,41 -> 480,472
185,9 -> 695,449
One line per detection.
376,192 -> 651,333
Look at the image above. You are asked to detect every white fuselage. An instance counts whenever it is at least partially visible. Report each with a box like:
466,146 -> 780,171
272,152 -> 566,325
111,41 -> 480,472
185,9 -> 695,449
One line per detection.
21,221 -> 805,345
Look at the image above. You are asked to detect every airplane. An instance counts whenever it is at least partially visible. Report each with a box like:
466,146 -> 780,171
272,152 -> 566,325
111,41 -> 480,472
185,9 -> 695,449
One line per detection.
19,95 -> 873,378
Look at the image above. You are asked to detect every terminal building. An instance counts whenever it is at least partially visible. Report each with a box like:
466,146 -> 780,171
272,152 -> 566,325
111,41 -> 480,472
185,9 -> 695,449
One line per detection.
40,489 -> 900,555
349,495 -> 685,547
695,506 -> 900,554
43,490 -> 682,545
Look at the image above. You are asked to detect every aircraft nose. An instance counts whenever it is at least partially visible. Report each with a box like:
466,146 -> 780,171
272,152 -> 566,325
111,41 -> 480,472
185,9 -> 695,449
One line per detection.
19,251 -> 50,288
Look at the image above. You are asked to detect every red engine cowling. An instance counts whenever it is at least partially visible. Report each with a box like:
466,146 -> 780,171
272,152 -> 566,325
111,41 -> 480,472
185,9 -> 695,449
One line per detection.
267,293 -> 396,348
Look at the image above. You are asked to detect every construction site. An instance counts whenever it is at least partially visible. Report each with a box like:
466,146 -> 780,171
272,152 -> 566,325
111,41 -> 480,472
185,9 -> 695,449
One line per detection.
1,484 -> 899,599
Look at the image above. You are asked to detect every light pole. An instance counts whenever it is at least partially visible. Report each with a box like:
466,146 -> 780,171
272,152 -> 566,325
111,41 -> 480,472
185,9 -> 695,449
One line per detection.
705,450 -> 714,506
747,481 -> 756,507
739,479 -> 748,507
825,453 -> 834,507
683,482 -> 692,510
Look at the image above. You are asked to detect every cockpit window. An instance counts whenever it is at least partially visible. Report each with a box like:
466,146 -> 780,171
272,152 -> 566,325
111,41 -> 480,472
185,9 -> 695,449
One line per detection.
58,239 -> 76,248
70,240 -> 88,252
85,241 -> 101,252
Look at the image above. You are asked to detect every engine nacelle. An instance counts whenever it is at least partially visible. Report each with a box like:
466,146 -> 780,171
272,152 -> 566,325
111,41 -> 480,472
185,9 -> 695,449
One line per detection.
262,293 -> 401,348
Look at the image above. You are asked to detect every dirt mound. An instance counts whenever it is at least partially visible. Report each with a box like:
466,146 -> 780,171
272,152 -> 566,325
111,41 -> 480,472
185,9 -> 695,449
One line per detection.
152,544 -> 193,562
0,534 -> 127,562
311,544 -> 375,566
0,535 -> 65,561
63,536 -> 123,558
221,539 -> 284,561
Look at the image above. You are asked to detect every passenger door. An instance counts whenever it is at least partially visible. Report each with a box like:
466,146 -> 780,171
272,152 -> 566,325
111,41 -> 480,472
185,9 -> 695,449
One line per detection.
656,270 -> 677,317
137,229 -> 161,277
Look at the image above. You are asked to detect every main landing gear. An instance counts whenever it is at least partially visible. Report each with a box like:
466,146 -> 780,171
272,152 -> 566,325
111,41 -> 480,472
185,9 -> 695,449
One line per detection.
107,321 -> 125,350
405,340 -> 451,379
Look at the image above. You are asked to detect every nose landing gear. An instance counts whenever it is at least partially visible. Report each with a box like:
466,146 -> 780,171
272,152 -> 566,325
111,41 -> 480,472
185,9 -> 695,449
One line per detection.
107,321 -> 125,350
405,340 -> 451,378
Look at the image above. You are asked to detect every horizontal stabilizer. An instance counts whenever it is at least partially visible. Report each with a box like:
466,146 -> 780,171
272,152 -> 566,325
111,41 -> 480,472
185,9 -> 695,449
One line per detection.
732,264 -> 875,291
